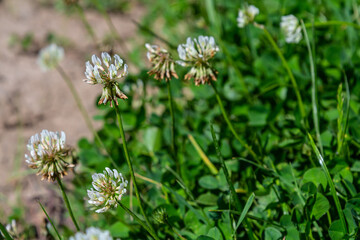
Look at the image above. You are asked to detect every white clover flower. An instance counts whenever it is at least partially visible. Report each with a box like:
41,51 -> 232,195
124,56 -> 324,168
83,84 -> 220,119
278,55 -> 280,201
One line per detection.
69,227 -> 113,240
3,220 -> 18,238
237,5 -> 259,28
37,43 -> 64,71
87,168 -> 128,213
25,130 -> 75,181
145,43 -> 178,81
84,52 -> 128,106
177,36 -> 219,85
280,15 -> 302,43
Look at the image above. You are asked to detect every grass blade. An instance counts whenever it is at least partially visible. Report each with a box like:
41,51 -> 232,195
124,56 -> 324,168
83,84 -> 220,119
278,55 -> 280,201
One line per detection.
234,193 -> 255,234
210,123 -> 255,239
38,201 -> 62,240
0,223 -> 13,240
301,20 -> 323,155
188,134 -> 218,174
307,133 -> 347,234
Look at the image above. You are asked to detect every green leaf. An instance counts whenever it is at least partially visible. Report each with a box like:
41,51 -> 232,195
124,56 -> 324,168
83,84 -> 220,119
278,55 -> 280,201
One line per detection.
328,220 -> 346,240
303,168 -> 327,189
234,193 -> 255,234
197,236 -> 215,240
142,127 -> 162,153
207,227 -> 223,240
265,227 -> 282,240
311,193 -> 330,220
108,221 -> 130,238
196,192 -> 218,206
199,175 -> 219,190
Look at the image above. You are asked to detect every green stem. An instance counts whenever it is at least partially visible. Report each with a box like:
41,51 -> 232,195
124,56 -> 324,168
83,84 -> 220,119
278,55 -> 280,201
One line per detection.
304,21 -> 360,29
117,201 -> 159,240
0,223 -> 13,240
210,83 -> 260,164
56,176 -> 80,231
113,101 -> 156,237
38,201 -> 62,240
259,26 -> 307,124
165,222 -> 186,240
75,4 -> 99,48
166,81 -> 180,174
210,124 -> 255,240
301,21 -> 324,155
307,133 -> 347,235
56,66 -> 120,169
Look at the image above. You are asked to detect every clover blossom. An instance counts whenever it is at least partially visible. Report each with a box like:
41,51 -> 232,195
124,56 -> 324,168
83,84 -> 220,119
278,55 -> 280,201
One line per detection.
87,168 -> 128,213
25,130 -> 75,182
177,36 -> 219,85
37,43 -> 64,71
84,52 -> 128,106
153,208 -> 168,225
237,5 -> 259,28
145,43 -> 178,81
280,15 -> 302,43
69,227 -> 113,240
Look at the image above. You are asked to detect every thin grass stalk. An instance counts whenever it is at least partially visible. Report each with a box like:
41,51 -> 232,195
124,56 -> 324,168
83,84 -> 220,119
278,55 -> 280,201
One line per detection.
257,25 -> 307,124
38,201 -> 62,240
113,101 -> 156,236
166,81 -> 180,174
304,21 -> 360,29
307,133 -> 347,234
210,82 -> 260,164
210,124 -> 255,240
56,176 -> 80,231
0,223 -> 13,240
116,200 -> 159,240
75,4 -> 99,49
301,20 -> 323,155
56,66 -> 120,169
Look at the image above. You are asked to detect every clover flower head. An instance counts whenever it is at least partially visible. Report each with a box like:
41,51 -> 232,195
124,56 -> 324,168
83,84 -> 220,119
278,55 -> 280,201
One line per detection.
69,227 -> 113,240
37,43 -> 64,71
84,52 -> 128,107
25,130 -> 75,182
177,36 -> 219,85
280,15 -> 302,43
153,208 -> 168,225
145,43 -> 178,81
237,5 -> 259,28
87,168 -> 128,213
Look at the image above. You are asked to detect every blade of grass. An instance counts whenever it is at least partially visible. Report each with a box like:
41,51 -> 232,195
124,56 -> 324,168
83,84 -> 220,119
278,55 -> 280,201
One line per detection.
187,134 -> 218,174
38,201 -> 62,240
234,193 -> 255,234
301,20 -> 323,155
210,123 -> 255,240
304,21 -> 360,29
307,133 -> 347,234
0,223 -> 13,240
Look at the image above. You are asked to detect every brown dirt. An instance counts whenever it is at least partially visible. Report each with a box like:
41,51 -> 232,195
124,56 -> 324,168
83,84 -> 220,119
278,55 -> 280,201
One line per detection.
0,0 -> 145,236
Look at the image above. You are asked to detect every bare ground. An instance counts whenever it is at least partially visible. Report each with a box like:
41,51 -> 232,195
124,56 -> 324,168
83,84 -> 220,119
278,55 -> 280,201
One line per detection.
0,0 -> 145,236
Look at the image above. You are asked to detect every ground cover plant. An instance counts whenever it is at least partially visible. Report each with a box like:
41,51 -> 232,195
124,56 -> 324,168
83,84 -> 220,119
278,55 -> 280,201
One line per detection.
2,0 -> 360,239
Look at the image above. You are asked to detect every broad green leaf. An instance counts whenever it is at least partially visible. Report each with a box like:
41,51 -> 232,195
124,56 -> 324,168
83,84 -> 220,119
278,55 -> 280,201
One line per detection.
109,221 -> 130,238
196,192 -> 218,206
142,127 -> 162,153
207,227 -> 222,240
199,175 -> 219,190
328,220 -> 346,240
265,227 -> 282,240
311,193 -> 330,220
303,168 -> 327,189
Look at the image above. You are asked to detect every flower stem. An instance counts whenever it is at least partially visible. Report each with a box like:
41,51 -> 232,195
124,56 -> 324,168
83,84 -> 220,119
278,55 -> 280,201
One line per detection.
56,66 -> 120,169
259,26 -> 307,125
38,201 -> 62,240
113,101 -> 157,237
210,82 -> 260,164
210,124 -> 255,240
75,4 -> 99,49
166,81 -> 180,174
117,200 -> 159,240
56,176 -> 80,231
